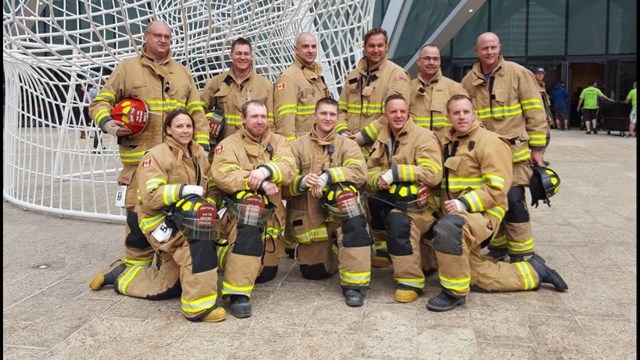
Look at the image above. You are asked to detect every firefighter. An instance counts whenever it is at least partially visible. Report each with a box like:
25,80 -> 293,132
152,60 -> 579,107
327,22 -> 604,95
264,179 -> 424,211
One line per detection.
337,27 -> 411,268
283,97 -> 371,307
210,100 -> 295,318
89,21 -> 209,291
200,37 -> 274,144
274,32 -> 331,141
365,94 -> 443,304
461,32 -> 548,263
427,95 -> 567,312
93,110 -> 226,322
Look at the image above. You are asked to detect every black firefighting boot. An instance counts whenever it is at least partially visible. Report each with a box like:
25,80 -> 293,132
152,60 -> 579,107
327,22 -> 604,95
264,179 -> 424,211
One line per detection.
426,291 -> 466,312
528,254 -> 568,292
343,289 -> 364,307
89,259 -> 125,291
255,266 -> 278,283
484,248 -> 508,262
230,295 -> 252,318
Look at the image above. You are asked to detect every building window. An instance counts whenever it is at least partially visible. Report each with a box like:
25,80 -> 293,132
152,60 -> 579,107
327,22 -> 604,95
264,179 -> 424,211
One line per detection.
567,0 -> 606,55
528,0 -> 566,56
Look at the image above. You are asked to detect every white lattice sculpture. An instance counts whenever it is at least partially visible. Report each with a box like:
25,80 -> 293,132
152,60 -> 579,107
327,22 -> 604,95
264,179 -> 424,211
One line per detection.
3,0 -> 373,222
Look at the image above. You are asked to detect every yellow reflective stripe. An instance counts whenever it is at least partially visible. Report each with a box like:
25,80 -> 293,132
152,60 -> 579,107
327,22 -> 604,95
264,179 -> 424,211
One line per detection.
413,115 -> 449,128
482,173 -> 505,190
139,213 -> 166,233
335,122 -> 349,134
266,225 -> 283,239
515,261 -> 537,290
120,150 -> 146,165
123,258 -> 152,267
396,164 -> 417,182
486,205 -> 506,222
286,134 -> 296,141
328,168 -> 347,183
162,184 -> 181,205
95,108 -> 112,126
95,91 -> 116,103
217,243 -> 229,269
508,237 -> 535,253
529,133 -> 547,147
221,280 -> 253,297
520,97 -> 543,110
416,158 -> 442,174
462,191 -> 484,212
438,273 -> 470,292
194,133 -> 209,146
339,269 -> 371,286
489,234 -> 507,247
395,276 -> 426,290
293,226 -> 329,244
181,293 -> 217,313
225,114 -> 242,126
363,122 -> 379,140
219,164 -> 242,173
117,264 -> 144,295
186,100 -> 205,114
443,177 -> 483,190
512,148 -> 531,162
263,162 -> 282,183
288,175 -> 305,196
343,158 -> 363,167
277,103 -> 296,116
475,102 -> 523,119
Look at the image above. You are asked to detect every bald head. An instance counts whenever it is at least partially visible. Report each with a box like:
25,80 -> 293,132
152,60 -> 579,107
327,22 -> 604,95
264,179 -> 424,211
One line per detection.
146,20 -> 171,34
294,32 -> 318,65
474,32 -> 501,73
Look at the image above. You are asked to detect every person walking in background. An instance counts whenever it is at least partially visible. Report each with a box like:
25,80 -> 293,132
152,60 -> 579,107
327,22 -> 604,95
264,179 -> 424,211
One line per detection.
576,81 -> 613,134
533,67 -> 552,166
83,83 -> 102,150
74,84 -> 87,139
550,80 -> 570,131
624,81 -> 636,137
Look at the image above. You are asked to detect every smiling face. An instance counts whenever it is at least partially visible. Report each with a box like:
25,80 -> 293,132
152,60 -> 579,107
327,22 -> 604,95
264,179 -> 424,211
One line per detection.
294,33 -> 317,66
166,113 -> 194,148
313,102 -> 338,138
385,97 -> 409,136
231,43 -> 253,73
474,32 -> 501,73
364,33 -> 388,67
417,45 -> 441,81
447,96 -> 476,134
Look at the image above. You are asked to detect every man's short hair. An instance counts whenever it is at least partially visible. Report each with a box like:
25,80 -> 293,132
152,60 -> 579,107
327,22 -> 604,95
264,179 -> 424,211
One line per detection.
446,94 -> 473,113
384,94 -> 406,107
231,37 -> 252,52
315,97 -> 338,112
241,100 -> 266,117
364,27 -> 388,45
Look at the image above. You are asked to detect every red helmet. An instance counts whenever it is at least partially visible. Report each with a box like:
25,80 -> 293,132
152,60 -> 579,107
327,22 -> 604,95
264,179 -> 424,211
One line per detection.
112,98 -> 148,136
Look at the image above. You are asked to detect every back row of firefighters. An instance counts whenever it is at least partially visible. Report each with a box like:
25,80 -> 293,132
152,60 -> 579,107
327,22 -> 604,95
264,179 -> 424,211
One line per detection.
88,21 -> 567,322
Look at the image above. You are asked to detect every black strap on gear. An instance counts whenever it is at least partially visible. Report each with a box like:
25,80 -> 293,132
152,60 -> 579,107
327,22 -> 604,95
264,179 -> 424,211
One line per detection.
223,75 -> 234,86
442,140 -> 460,201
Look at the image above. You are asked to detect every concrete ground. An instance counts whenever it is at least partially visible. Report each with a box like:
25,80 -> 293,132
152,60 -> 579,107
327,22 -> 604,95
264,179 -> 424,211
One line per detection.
3,129 -> 637,360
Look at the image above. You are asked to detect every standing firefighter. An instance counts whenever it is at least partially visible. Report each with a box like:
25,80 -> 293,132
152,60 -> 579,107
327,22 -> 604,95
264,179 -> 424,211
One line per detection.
365,94 -> 443,304
210,100 -> 295,318
284,97 -> 371,307
89,21 -> 209,290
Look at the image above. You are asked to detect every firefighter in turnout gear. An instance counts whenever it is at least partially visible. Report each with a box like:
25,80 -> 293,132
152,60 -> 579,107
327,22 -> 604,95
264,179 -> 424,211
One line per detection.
283,97 -> 371,307
200,37 -> 274,144
91,110 -> 227,322
461,32 -> 549,263
89,21 -> 209,290
337,27 -> 411,269
274,32 -> 331,141
365,94 -> 443,304
427,95 -> 567,312
210,100 -> 295,318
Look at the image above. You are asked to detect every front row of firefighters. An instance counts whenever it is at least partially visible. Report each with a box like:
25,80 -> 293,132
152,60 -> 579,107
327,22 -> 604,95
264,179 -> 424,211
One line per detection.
89,95 -> 567,322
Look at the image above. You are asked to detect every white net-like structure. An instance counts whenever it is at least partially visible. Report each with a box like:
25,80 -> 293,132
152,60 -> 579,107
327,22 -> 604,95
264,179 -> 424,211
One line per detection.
3,0 -> 373,222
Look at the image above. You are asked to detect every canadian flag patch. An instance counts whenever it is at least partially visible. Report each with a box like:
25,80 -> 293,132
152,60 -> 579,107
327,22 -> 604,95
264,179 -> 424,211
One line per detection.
215,144 -> 224,154
142,158 -> 152,167
275,83 -> 285,91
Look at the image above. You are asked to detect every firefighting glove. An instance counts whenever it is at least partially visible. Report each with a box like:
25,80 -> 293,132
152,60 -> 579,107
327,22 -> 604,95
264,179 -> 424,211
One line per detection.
453,199 -> 468,212
181,185 -> 204,197
381,169 -> 394,185
101,118 -> 121,137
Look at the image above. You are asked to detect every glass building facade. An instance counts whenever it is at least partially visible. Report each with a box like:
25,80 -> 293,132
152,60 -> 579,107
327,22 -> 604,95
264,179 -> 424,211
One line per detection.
376,0 -> 637,126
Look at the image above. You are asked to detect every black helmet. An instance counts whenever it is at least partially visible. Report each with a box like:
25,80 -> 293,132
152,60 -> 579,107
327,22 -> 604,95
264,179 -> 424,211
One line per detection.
167,194 -> 218,239
530,166 -> 560,207
321,182 -> 364,219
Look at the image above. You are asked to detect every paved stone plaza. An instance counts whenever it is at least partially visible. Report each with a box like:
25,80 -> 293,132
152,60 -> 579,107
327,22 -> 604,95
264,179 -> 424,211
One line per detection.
3,130 -> 636,359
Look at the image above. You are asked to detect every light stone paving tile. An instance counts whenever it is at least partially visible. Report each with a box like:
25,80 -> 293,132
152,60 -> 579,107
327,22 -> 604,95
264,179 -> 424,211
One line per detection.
4,297 -> 118,349
358,302 -> 420,359
305,298 -> 365,333
577,315 -> 636,360
512,290 -> 572,315
415,326 -> 478,360
289,330 -> 365,360
3,319 -> 32,340
470,306 -> 535,344
251,287 -> 322,329
527,314 -> 605,360
3,346 -> 49,360
476,341 -> 541,360
224,328 -> 302,360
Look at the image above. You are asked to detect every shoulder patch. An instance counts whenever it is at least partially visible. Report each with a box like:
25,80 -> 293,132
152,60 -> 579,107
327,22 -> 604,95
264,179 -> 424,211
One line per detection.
398,74 -> 409,82
141,158 -> 152,168
214,144 -> 224,154
275,82 -> 286,91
